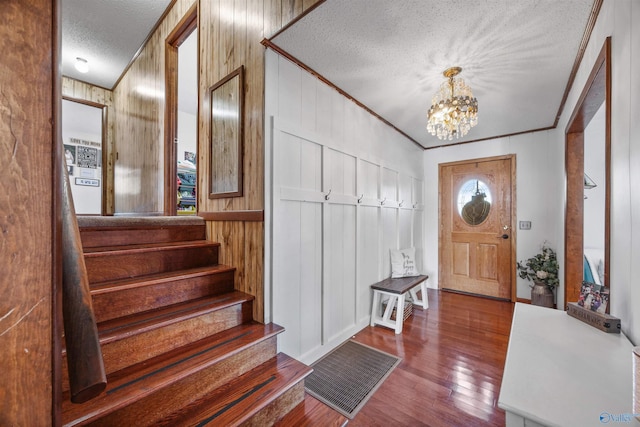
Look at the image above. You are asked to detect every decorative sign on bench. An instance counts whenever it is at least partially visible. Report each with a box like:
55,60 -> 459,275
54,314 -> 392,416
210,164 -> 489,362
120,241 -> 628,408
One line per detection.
567,302 -> 621,333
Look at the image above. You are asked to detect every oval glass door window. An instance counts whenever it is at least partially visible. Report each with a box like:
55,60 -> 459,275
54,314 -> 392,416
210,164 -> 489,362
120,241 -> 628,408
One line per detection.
457,179 -> 492,225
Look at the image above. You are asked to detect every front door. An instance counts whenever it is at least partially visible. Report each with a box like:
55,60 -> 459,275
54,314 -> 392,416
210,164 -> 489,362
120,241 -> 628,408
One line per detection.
439,155 -> 515,300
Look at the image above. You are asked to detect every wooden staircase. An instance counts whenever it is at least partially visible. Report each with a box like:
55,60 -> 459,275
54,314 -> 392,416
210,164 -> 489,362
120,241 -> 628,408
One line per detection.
61,216 -> 312,426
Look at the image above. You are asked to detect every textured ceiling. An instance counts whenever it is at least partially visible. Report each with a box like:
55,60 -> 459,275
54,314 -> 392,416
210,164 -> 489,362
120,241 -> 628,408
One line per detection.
61,0 -> 172,89
61,0 -> 597,148
271,0 -> 596,148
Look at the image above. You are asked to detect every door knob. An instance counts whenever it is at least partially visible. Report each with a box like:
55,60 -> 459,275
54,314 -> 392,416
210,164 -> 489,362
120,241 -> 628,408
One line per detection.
497,234 -> 509,239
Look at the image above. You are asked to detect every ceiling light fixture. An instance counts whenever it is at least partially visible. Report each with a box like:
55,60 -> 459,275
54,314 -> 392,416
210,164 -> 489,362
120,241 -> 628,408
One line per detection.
75,57 -> 89,73
427,66 -> 478,141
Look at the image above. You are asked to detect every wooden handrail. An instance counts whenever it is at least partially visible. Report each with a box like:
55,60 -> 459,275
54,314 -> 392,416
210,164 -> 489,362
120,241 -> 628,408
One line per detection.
61,164 -> 106,403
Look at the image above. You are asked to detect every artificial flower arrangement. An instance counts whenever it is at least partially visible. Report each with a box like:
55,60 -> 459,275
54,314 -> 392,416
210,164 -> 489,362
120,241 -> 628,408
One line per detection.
517,245 -> 560,288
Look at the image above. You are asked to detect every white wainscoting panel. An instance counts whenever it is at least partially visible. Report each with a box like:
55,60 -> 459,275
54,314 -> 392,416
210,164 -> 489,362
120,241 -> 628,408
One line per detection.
265,50 -> 425,363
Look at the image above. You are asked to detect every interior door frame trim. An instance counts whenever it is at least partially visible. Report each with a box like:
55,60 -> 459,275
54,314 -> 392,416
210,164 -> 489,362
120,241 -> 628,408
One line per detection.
62,96 -> 109,216
164,3 -> 198,215
438,154 -> 517,302
564,37 -> 611,309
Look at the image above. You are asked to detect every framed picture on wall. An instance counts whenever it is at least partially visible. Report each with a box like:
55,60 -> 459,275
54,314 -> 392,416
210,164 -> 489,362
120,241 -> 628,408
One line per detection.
184,151 -> 196,165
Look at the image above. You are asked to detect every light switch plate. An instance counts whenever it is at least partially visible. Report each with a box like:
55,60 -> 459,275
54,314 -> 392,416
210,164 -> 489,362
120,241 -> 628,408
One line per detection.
519,221 -> 532,230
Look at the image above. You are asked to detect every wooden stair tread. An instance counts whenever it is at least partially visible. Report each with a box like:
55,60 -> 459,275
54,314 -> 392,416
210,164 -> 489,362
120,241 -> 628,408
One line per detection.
83,239 -> 219,255
62,322 -> 284,425
90,265 -> 235,293
275,394 -> 349,427
157,353 -> 313,426
95,292 -> 254,346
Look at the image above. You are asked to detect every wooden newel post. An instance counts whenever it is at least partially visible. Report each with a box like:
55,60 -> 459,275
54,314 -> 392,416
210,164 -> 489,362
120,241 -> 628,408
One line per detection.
61,165 -> 107,403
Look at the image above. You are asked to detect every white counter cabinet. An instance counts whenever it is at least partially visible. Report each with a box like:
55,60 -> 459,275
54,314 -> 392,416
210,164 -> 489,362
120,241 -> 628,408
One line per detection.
499,303 -> 639,427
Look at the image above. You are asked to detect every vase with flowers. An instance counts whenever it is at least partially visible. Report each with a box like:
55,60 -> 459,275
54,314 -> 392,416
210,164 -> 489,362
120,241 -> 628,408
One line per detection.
517,245 -> 559,308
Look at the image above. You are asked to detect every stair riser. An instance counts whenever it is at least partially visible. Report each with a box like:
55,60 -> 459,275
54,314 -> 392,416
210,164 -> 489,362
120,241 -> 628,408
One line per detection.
85,245 -> 219,282
69,338 -> 278,427
92,270 -> 235,323
241,381 -> 306,427
62,301 -> 252,392
80,225 -> 206,249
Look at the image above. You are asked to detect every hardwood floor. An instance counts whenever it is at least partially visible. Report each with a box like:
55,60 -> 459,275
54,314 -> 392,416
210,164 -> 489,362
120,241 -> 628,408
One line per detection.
288,288 -> 514,426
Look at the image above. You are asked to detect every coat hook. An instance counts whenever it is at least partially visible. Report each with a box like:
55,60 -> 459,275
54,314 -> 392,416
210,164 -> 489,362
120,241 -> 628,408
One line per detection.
324,189 -> 332,200
357,194 -> 364,203
413,203 -> 418,208
380,197 -> 386,206
399,200 -> 404,207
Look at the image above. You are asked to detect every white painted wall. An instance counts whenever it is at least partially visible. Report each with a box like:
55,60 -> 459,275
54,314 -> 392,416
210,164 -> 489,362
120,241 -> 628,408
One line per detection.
423,130 -> 564,304
423,0 -> 640,344
62,99 -> 103,215
555,0 -> 640,344
177,110 -> 197,163
265,50 -> 424,363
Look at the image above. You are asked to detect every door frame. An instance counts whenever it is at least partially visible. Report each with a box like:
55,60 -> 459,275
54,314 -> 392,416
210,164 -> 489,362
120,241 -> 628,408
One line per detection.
164,4 -> 198,215
564,37 -> 611,309
438,154 -> 517,302
62,96 -> 109,216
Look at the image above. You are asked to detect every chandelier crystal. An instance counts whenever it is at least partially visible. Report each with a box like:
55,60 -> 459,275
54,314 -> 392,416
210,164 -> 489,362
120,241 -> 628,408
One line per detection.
427,67 -> 478,141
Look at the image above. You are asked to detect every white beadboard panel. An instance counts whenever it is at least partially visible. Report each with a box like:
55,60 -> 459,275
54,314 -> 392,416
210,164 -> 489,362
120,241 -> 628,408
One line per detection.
413,178 -> 424,206
398,208 -> 412,249
324,203 -> 357,342
324,147 -> 357,197
277,132 -> 322,192
299,201 -> 323,356
399,173 -> 412,207
413,210 -> 425,274
272,200 -> 302,356
265,49 -> 425,362
381,208 -> 398,278
316,82 -> 334,141
382,167 -> 398,202
277,57 -> 302,125
358,159 -> 380,204
357,206 -> 380,323
300,71 -> 318,132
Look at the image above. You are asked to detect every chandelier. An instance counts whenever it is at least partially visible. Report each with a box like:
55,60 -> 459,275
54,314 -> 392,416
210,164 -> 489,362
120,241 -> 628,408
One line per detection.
427,66 -> 478,140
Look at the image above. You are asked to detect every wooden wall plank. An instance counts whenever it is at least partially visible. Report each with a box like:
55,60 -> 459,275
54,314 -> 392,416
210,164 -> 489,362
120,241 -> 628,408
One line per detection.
113,0 -> 195,214
110,0 -> 322,321
0,0 -> 55,424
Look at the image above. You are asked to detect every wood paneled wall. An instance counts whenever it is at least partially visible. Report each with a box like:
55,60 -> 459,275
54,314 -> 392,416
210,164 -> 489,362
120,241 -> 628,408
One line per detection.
113,0 -> 196,214
62,77 -> 115,214
113,0 -> 322,320
197,0 -> 322,322
0,0 -> 57,424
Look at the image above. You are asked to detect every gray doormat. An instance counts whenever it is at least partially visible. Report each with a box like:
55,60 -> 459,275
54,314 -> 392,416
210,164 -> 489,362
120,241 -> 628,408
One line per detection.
305,340 -> 401,419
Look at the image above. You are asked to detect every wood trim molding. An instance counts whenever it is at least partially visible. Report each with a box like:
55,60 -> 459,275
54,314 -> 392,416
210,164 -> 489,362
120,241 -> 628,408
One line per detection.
164,4 -> 198,215
516,298 -> 531,304
438,153 -> 516,168
553,0 -> 604,128
262,39 -> 425,151
53,0 -> 63,422
198,210 -> 264,222
564,37 -> 610,310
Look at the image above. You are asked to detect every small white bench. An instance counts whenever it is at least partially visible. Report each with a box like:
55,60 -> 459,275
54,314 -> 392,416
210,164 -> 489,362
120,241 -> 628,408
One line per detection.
370,275 -> 429,334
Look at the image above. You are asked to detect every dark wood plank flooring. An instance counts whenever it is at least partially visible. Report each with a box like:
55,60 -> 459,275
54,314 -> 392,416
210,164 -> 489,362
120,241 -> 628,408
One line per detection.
289,289 -> 514,426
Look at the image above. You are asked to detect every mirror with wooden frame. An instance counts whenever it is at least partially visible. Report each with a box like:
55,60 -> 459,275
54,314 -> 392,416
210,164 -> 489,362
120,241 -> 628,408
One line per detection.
209,66 -> 244,199
565,37 -> 611,311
